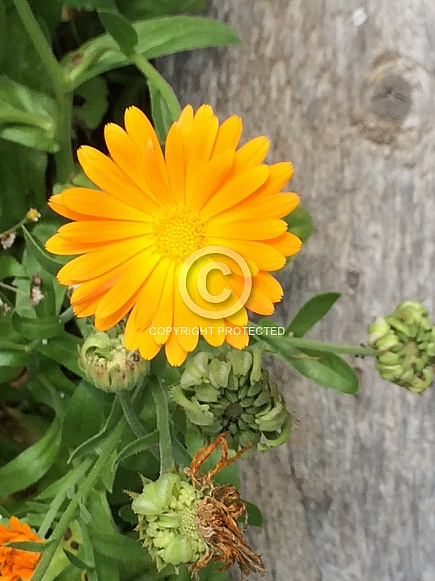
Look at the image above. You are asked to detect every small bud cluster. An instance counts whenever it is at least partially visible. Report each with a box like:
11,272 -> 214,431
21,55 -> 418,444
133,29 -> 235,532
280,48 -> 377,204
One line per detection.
172,347 -> 292,450
368,301 -> 435,393
78,331 -> 149,392
131,474 -> 206,572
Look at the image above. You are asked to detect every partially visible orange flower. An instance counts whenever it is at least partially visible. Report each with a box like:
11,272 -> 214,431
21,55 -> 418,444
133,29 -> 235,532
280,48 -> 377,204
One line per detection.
0,516 -> 44,581
46,105 -> 302,366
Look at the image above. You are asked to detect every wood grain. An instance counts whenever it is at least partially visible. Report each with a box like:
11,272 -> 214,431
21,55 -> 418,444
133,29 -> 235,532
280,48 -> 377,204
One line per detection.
160,2 -> 435,579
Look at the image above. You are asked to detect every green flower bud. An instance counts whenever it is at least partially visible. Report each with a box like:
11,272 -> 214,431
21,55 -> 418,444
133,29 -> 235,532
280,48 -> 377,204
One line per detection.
368,301 -> 435,394
172,347 -> 292,450
78,331 -> 149,392
131,474 -> 205,572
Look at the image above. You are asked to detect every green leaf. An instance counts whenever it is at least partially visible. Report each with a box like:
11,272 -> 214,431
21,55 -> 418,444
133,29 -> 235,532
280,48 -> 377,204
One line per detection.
0,75 -> 57,152
73,77 -> 108,130
0,141 -> 47,231
22,226 -> 65,276
245,501 -> 263,527
35,333 -> 84,377
119,0 -> 205,19
148,79 -> 174,143
284,206 -> 313,243
99,11 -> 138,55
12,313 -> 64,339
68,399 -> 121,462
0,256 -> 26,279
286,292 -> 341,337
90,529 -> 149,562
0,350 -> 28,367
287,350 -> 359,394
0,418 -> 61,495
7,540 -> 52,552
62,381 -> 105,447
63,16 -> 240,90
116,431 -> 159,465
63,549 -> 91,570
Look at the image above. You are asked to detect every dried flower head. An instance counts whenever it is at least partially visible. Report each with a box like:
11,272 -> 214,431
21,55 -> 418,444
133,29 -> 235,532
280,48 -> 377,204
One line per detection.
130,435 -> 264,579
0,516 -> 44,581
187,434 -> 265,579
1,231 -> 16,250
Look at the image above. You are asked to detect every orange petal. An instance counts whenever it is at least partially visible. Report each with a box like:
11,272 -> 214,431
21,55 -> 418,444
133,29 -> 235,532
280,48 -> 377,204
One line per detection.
201,165 -> 269,220
57,220 -> 151,243
57,238 -> 149,285
77,146 -> 161,214
208,218 -> 287,240
165,332 -> 188,367
212,115 -> 242,156
230,136 -> 269,176
190,149 -> 235,211
58,188 -> 152,221
207,237 -> 285,271
264,231 -> 302,257
185,106 -> 219,205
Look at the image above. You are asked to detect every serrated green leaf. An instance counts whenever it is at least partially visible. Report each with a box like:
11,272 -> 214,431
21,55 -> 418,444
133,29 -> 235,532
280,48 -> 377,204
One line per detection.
0,418 -> 61,495
286,292 -> 341,337
22,226 -> 64,276
12,313 -> 64,339
287,350 -> 359,394
285,206 -> 313,243
63,16 -> 240,90
116,431 -> 159,465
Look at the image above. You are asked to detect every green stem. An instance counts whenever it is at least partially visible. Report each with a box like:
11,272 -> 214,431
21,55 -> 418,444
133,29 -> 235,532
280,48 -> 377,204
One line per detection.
59,306 -> 74,325
132,54 -> 181,121
151,376 -> 174,475
118,390 -> 147,438
0,282 -> 28,296
0,341 -> 29,352
31,414 -> 127,581
285,337 -> 375,357
12,0 -> 74,182
37,458 -> 92,538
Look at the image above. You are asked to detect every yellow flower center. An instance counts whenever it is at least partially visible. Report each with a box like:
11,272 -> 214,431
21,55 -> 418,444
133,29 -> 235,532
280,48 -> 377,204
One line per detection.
152,208 -> 207,261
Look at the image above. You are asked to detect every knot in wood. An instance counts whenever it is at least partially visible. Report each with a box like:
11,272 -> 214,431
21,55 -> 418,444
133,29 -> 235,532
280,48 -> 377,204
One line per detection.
371,75 -> 412,123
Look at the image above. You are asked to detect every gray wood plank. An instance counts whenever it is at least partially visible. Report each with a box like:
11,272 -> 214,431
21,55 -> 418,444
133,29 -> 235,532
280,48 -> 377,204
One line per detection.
160,2 -> 435,579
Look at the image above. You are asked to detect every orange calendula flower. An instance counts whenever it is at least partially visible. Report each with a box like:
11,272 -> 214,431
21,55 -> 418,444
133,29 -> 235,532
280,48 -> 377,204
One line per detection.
0,516 -> 44,581
46,105 -> 302,366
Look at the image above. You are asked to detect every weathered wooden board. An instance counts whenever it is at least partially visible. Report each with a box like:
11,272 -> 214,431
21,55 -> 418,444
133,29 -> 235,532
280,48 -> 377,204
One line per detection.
160,2 -> 435,579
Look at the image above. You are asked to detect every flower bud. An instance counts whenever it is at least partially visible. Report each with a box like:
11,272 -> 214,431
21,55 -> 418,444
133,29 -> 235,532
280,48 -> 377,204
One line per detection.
130,473 -> 205,572
172,347 -> 292,450
78,331 -> 149,392
368,301 -> 435,394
